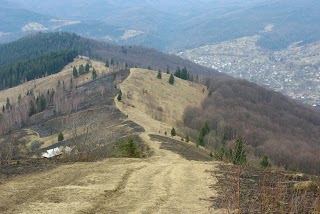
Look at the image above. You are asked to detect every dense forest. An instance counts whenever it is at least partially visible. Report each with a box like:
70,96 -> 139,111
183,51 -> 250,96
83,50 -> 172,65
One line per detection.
182,78 -> 320,174
0,33 -> 89,65
0,50 -> 77,89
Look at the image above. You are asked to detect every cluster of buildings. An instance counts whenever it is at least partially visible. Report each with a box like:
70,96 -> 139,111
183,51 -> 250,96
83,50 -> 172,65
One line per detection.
178,36 -> 320,106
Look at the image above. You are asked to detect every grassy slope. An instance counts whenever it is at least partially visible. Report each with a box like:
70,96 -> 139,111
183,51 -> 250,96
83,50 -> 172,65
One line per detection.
117,68 -> 207,131
0,63 -> 222,213
0,57 -> 108,107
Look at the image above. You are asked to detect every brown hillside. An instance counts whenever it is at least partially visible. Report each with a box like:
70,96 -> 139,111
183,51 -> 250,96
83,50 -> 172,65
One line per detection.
183,77 -> 320,174
0,68 -> 222,213
117,68 -> 207,133
0,57 -> 109,107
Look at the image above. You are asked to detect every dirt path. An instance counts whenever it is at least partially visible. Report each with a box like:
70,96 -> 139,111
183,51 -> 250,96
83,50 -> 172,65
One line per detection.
0,69 -> 222,213
0,133 -> 220,214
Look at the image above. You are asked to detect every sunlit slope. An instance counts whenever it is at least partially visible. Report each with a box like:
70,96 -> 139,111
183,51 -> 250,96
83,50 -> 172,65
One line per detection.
0,57 -> 109,107
117,68 -> 207,132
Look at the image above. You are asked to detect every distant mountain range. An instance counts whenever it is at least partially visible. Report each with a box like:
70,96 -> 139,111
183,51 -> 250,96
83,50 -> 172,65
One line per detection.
1,0 -> 320,52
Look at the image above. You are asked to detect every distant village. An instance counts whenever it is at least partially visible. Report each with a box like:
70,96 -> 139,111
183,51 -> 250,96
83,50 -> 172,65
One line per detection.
178,36 -> 320,107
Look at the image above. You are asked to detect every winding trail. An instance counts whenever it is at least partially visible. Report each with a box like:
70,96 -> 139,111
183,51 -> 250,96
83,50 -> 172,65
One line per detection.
0,69 -> 222,214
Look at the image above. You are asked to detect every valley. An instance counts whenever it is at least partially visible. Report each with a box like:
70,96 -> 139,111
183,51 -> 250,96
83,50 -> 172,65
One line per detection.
178,36 -> 320,106
1,32 -> 320,213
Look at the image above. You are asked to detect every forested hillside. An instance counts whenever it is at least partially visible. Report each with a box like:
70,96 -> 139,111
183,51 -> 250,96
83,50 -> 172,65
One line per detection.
0,33 -> 89,65
0,50 -> 77,89
183,78 -> 320,174
0,32 -> 224,81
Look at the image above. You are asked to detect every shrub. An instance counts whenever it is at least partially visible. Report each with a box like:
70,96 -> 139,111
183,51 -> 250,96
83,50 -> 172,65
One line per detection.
185,135 -> 190,142
58,131 -> 64,141
171,127 -> 176,137
117,90 -> 122,101
169,74 -> 175,85
198,121 -> 209,146
260,155 -> 271,168
115,137 -> 140,158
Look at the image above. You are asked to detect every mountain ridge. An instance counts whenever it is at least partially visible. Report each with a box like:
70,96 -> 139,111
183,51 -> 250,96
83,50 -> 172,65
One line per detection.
2,0 -> 320,51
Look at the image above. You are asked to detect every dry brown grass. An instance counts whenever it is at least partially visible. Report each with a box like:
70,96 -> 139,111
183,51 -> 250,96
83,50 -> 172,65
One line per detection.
22,128 -> 72,151
117,68 -> 207,133
0,67 -> 224,213
213,164 -> 320,214
0,56 -> 109,106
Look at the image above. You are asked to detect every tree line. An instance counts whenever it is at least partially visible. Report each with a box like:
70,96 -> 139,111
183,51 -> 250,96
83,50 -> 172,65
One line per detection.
0,32 -> 225,79
0,50 -> 77,89
0,32 -> 89,65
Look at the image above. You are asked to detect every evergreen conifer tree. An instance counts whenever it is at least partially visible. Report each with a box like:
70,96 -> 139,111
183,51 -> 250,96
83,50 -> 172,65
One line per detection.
6,97 -> 11,110
174,67 -> 181,78
260,155 -> 271,168
73,67 -> 78,78
181,67 -> 188,80
79,64 -> 85,75
198,121 -> 210,146
169,74 -> 175,85
117,90 -> 122,101
171,127 -> 176,137
92,68 -> 97,80
185,135 -> 190,143
85,63 -> 90,73
157,70 -> 162,79
58,131 -> 64,141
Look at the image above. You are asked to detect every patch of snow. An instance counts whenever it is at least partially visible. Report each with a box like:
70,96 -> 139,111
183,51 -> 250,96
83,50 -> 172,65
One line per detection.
0,32 -> 10,37
103,35 -> 113,41
121,30 -> 144,40
263,24 -> 274,32
49,19 -> 81,30
22,22 -> 48,32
